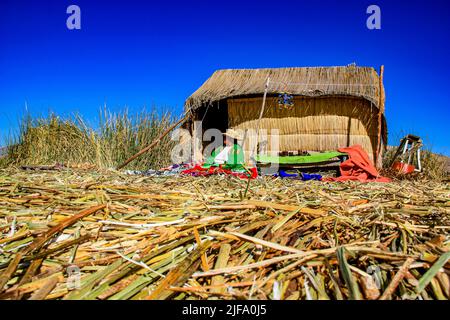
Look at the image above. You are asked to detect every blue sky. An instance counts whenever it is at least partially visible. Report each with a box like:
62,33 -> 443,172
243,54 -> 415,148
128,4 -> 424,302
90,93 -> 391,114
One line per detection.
1,0 -> 449,154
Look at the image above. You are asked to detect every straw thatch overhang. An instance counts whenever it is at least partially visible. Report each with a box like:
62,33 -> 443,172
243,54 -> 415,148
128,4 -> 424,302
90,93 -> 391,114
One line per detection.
185,66 -> 385,112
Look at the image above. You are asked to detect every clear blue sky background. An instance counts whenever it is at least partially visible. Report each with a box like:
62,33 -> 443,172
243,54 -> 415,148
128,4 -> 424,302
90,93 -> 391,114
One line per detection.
1,0 -> 449,154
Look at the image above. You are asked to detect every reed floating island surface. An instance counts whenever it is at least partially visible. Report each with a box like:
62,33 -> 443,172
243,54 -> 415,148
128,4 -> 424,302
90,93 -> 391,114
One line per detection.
0,168 -> 448,300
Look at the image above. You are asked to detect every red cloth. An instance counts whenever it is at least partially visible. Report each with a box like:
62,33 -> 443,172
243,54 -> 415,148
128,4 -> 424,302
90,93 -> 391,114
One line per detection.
326,145 -> 391,183
181,165 -> 258,179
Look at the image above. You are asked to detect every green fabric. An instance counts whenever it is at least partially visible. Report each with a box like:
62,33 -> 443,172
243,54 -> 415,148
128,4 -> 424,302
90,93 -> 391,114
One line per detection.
255,151 -> 346,164
203,144 -> 245,170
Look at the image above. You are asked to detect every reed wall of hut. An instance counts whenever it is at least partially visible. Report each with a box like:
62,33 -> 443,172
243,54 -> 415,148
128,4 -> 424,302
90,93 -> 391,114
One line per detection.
227,96 -> 385,164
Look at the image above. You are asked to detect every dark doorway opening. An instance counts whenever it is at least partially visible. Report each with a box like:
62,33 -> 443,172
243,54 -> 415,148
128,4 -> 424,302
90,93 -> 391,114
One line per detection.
197,100 -> 228,150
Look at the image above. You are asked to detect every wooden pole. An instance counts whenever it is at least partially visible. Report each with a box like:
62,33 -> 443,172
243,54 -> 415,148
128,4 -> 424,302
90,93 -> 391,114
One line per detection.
116,113 -> 189,170
256,77 -> 271,136
250,77 -> 270,161
375,65 -> 384,168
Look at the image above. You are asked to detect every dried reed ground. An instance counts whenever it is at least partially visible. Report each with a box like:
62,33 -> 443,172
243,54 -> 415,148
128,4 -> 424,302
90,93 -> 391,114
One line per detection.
0,168 -> 448,300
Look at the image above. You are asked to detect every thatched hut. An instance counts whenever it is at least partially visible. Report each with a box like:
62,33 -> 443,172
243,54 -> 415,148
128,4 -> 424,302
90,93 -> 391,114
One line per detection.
184,66 -> 387,166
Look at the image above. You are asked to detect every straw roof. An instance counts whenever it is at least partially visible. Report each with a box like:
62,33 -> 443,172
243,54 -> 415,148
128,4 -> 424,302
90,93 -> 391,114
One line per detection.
185,66 -> 384,111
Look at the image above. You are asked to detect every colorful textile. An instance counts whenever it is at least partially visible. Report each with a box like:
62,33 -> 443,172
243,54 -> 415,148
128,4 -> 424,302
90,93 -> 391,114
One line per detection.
275,170 -> 322,181
301,173 -> 323,181
214,146 -> 232,164
124,163 -> 192,177
181,143 -> 255,179
325,145 -> 391,183
181,164 -> 258,179
203,144 -> 245,170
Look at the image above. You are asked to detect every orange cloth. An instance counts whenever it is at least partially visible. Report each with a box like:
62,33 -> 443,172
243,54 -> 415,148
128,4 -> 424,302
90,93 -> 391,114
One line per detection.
326,145 -> 391,183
